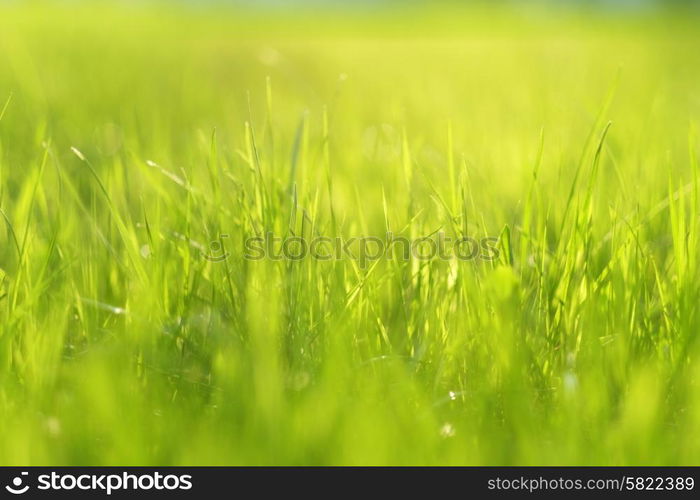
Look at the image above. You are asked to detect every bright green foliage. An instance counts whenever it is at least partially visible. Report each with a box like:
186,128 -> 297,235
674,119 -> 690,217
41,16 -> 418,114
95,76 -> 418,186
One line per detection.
0,2 -> 699,465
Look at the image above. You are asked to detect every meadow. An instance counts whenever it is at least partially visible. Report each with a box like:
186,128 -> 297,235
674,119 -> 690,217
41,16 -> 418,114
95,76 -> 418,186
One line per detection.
1,1 -> 700,465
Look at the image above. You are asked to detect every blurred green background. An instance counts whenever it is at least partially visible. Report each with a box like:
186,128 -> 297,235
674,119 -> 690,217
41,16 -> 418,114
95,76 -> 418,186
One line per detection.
0,0 -> 699,465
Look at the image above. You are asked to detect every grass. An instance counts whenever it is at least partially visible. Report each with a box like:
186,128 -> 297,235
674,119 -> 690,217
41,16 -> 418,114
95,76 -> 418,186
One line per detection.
1,1 -> 700,465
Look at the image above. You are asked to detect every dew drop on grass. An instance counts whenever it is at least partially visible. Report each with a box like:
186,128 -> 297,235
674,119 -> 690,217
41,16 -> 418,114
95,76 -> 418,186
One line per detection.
564,372 -> 579,394
140,244 -> 152,259
440,423 -> 456,438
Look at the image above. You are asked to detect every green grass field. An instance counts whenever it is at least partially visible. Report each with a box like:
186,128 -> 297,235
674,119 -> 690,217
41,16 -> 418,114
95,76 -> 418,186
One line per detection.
1,1 -> 700,465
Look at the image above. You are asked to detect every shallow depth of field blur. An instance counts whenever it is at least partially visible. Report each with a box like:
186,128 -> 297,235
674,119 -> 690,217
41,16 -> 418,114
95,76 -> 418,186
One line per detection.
1,0 -> 700,465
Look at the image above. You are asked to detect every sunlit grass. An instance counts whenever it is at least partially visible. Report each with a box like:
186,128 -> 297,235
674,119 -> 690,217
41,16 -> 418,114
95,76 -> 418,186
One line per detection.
0,2 -> 699,465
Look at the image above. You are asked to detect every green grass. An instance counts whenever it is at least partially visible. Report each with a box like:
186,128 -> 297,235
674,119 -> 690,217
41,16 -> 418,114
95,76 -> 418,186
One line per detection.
1,1 -> 700,465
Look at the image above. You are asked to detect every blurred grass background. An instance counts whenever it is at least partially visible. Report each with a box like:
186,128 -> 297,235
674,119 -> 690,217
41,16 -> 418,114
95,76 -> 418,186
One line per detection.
1,0 -> 700,464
